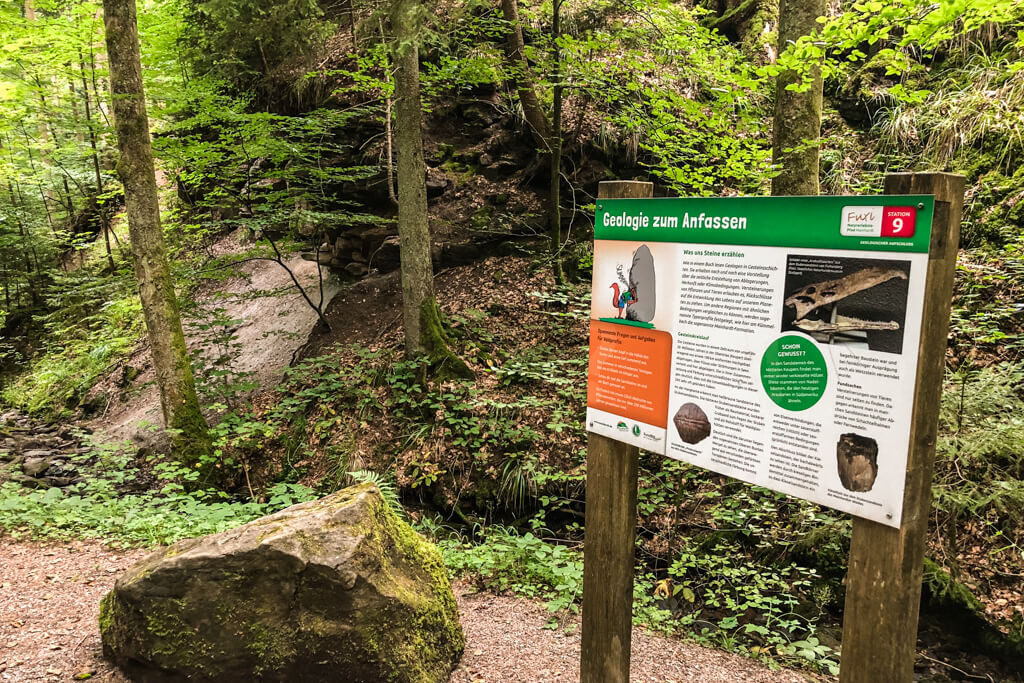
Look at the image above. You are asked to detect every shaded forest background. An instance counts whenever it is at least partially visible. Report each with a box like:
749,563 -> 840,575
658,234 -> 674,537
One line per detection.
1,0 -> 1023,679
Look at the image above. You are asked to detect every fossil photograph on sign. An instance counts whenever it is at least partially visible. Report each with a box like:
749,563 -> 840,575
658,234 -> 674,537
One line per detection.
672,401 -> 711,445
781,255 -> 912,354
837,432 -> 880,492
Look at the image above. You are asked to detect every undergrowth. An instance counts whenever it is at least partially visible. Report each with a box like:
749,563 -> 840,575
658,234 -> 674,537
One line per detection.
3,278 -> 1023,678
1,269 -> 143,416
430,522 -> 839,675
0,437 -> 316,546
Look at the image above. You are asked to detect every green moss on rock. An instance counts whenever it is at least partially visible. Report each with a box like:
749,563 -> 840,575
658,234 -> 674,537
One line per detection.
99,483 -> 463,682
98,592 -> 115,636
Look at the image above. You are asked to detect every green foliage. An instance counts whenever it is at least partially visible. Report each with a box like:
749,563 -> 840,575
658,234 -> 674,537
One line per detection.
0,481 -> 261,546
873,57 -> 1024,176
769,0 -> 1024,99
951,257 -> 1024,349
433,522 -> 837,674
935,363 -> 1024,526
1,268 -> 143,416
566,2 -> 771,194
0,438 -> 317,546
189,305 -> 258,409
156,86 -> 381,239
420,0 -> 505,96
665,539 -> 837,674
349,468 -> 404,517
494,346 -> 587,387
180,0 -> 336,92
0,0 -> 111,321
437,527 -> 583,621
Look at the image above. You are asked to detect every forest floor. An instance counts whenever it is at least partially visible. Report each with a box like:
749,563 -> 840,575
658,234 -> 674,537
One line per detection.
3,249 -> 1020,681
0,538 -> 819,682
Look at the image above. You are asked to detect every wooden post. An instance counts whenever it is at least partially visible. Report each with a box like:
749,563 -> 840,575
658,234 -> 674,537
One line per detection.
580,180 -> 653,683
840,172 -> 966,683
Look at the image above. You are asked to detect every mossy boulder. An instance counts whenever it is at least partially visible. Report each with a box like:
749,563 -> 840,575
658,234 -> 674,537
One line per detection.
100,483 -> 464,682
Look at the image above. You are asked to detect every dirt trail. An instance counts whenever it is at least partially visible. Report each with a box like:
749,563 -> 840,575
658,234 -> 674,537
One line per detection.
0,539 -> 818,682
88,229 -> 340,447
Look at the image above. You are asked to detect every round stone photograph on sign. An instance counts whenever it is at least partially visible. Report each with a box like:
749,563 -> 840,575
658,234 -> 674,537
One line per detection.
760,335 -> 828,411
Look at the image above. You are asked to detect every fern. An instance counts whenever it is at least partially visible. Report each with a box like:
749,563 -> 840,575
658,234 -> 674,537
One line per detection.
348,469 -> 405,519
933,362 -> 1024,570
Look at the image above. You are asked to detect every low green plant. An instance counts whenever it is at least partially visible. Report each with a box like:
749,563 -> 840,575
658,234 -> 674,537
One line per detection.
349,468 -> 404,517
438,526 -> 583,626
190,305 -> 258,409
0,438 -> 316,547
665,539 -> 837,673
1,278 -> 143,416
432,522 -> 837,674
933,362 -> 1024,579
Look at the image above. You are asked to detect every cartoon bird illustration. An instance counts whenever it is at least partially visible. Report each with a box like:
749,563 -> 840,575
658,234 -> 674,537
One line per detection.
610,283 -> 639,318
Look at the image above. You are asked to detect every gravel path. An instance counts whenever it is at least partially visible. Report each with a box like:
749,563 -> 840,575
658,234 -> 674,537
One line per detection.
0,540 -> 143,682
1,539 -> 818,682
451,592 -> 817,683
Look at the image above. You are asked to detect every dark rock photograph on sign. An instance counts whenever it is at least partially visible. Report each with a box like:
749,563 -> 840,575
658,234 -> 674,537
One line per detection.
781,255 -> 912,354
673,402 -> 711,444
837,432 -> 879,492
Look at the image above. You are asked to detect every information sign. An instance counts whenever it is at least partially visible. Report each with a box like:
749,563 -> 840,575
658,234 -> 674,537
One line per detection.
586,196 -> 935,527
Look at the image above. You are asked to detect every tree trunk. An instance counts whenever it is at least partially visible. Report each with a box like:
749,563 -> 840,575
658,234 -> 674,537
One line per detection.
102,0 -> 211,463
379,16 -> 398,207
549,0 -> 565,284
80,56 -> 115,271
68,79 -> 84,143
390,0 -> 471,379
771,0 -> 824,196
500,0 -> 551,150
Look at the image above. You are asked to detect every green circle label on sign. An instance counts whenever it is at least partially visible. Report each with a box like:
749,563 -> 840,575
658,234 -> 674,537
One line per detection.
760,335 -> 828,411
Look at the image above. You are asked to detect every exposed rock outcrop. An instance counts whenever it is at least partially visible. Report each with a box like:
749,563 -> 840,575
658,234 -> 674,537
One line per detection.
100,483 -> 464,682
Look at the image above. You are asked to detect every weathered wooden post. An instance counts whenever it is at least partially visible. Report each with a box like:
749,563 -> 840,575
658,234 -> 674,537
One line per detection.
840,172 -> 965,683
580,180 -> 652,683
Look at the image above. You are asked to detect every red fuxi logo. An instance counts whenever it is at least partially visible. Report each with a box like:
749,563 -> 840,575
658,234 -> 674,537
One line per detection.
841,204 -> 918,238
881,206 -> 916,237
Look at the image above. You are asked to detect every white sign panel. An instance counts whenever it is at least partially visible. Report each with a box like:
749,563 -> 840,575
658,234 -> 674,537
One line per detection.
586,196 -> 934,527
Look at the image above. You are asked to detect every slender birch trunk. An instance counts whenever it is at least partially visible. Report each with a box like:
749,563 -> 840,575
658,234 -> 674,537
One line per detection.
80,55 -> 115,271
549,0 -> 565,284
500,0 -> 551,150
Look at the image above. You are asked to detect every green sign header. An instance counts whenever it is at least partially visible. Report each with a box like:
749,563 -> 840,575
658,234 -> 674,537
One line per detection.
595,195 -> 934,253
